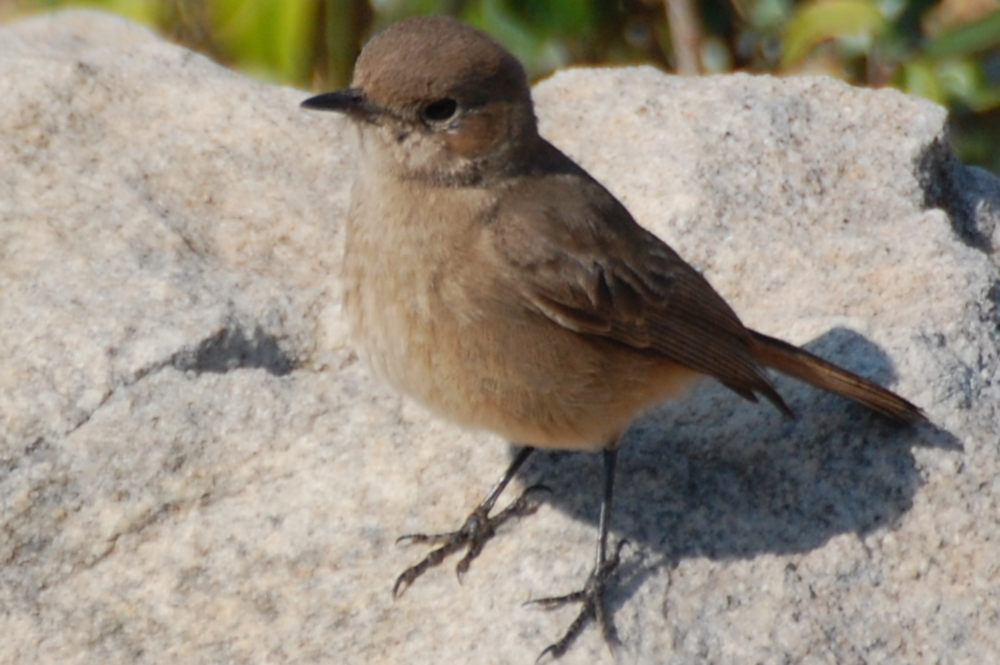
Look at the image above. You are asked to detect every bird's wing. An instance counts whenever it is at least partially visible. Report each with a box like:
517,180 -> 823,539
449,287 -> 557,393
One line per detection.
490,166 -> 790,414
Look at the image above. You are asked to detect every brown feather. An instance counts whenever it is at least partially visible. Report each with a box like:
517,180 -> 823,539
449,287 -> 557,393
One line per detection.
492,138 -> 922,423
748,331 -> 926,423
493,140 -> 792,415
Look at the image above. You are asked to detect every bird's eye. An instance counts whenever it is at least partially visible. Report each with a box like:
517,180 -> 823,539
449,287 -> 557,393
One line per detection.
421,98 -> 458,123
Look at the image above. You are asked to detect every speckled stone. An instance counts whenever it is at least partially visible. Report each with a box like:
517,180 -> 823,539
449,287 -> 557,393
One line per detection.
1,9 -> 998,665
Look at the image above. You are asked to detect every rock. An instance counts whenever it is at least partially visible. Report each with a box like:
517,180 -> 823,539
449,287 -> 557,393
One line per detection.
1,9 -> 997,665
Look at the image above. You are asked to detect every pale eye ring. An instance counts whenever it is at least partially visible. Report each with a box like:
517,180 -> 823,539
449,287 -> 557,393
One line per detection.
421,98 -> 458,124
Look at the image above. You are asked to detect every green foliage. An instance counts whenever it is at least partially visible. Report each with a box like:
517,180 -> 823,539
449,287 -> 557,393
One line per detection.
776,0 -> 1000,172
21,0 -> 165,23
780,0 -> 887,67
206,0 -> 319,83
7,0 -> 999,173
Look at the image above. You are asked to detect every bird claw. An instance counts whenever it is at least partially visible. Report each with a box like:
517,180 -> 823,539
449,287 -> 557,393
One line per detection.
391,484 -> 549,597
530,539 -> 628,661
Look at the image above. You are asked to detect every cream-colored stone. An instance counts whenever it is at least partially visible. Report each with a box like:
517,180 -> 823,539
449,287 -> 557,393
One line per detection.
2,9 -> 998,665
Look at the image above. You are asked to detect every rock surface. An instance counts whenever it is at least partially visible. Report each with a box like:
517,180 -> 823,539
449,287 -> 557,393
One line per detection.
2,9 -> 998,665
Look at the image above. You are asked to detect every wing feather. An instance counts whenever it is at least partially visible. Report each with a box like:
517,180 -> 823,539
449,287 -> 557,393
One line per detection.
490,158 -> 791,415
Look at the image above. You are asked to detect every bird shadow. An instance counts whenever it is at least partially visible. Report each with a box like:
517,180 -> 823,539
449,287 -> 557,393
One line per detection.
513,326 -> 959,608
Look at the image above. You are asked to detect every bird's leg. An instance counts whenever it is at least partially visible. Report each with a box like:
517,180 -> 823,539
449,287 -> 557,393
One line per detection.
530,447 -> 626,660
393,446 -> 545,597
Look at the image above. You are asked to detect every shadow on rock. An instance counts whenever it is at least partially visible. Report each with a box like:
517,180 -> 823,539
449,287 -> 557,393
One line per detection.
516,326 -> 955,576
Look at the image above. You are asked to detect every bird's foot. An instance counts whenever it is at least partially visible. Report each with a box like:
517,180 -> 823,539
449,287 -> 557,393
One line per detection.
392,483 -> 551,597
528,539 -> 628,661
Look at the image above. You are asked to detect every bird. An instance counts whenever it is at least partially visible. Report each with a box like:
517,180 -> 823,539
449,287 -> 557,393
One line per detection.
301,15 -> 926,659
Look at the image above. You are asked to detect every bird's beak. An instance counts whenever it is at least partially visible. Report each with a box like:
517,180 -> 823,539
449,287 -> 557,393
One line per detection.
301,87 -> 379,120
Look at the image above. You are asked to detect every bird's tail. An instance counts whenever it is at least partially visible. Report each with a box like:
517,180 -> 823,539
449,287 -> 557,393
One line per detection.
748,330 -> 926,424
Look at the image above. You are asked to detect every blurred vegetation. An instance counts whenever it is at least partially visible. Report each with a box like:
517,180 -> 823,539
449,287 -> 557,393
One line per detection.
5,0 -> 999,173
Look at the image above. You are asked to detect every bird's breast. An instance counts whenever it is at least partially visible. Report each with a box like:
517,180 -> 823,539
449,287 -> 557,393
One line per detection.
340,176 -> 701,450
341,177 -> 490,404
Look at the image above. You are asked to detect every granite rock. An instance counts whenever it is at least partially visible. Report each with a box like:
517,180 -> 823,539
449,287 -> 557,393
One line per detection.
1,9 -> 998,665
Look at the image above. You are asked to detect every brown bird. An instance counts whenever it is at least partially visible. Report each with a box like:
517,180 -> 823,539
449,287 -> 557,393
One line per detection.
302,15 -> 926,659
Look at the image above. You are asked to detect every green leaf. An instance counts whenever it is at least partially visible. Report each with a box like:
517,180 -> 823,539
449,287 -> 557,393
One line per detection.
898,59 -> 944,104
937,60 -> 1000,111
900,57 -> 1000,112
781,0 -> 886,67
50,0 -> 163,24
210,0 -> 319,84
924,9 -> 1000,60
